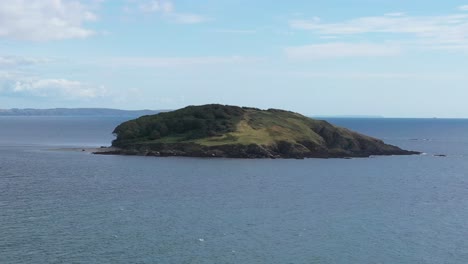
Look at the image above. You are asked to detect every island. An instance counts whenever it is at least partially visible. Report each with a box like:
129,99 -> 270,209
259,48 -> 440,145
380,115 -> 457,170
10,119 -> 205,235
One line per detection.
96,104 -> 419,159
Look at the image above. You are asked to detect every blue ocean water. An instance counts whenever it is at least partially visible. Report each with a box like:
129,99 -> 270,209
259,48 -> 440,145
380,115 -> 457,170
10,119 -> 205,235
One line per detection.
0,117 -> 467,264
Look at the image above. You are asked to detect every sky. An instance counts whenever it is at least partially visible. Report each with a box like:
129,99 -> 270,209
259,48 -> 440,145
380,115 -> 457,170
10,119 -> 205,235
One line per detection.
1,0 -> 468,117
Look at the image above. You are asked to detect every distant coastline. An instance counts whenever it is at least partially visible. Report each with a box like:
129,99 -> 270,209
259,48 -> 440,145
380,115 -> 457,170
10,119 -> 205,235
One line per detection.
0,108 -> 166,117
312,115 -> 385,119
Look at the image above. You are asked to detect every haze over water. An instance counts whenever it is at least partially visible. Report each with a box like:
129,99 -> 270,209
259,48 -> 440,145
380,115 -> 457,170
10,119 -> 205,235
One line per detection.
1,116 -> 467,263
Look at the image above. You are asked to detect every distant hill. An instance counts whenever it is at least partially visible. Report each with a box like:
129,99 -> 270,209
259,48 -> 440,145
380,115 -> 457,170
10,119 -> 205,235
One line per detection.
101,104 -> 419,159
312,115 -> 384,119
0,108 -> 164,117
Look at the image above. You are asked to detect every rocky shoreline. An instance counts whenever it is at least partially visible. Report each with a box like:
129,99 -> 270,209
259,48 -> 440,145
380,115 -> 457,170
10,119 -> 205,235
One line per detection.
94,141 -> 420,159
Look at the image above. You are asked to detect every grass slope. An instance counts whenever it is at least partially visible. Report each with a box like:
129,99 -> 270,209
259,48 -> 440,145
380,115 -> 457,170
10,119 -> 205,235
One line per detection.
193,109 -> 325,146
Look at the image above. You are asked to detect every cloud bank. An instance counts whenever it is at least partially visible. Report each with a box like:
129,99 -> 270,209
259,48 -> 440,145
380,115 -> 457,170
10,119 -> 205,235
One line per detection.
11,78 -> 107,98
0,0 -> 97,41
289,10 -> 468,55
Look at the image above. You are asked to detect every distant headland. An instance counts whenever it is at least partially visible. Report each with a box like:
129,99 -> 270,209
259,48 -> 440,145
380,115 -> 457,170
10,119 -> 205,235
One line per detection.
95,104 -> 419,159
0,108 -> 163,117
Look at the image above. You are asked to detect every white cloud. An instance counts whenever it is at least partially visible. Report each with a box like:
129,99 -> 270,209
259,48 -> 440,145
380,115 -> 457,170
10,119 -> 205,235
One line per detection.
140,0 -> 173,13
0,0 -> 98,41
0,71 -> 18,80
384,12 -> 405,17
285,43 -> 401,59
319,35 -> 338,39
168,13 -> 207,24
212,29 -> 257,34
0,56 -> 52,68
0,73 -> 106,99
289,12 -> 468,49
287,71 -> 468,81
0,54 -> 104,101
102,56 -> 262,67
12,79 -> 105,98
133,0 -> 207,24
289,14 -> 468,36
459,5 -> 468,11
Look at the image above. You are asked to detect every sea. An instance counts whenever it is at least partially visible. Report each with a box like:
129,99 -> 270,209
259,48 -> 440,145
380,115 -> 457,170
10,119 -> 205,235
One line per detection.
0,116 -> 467,264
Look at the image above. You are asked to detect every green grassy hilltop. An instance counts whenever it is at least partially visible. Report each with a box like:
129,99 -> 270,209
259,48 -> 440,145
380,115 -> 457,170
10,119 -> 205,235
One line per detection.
108,104 -> 418,159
